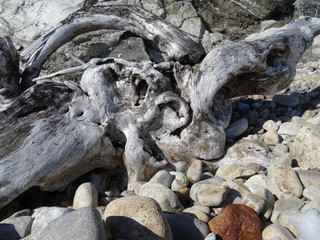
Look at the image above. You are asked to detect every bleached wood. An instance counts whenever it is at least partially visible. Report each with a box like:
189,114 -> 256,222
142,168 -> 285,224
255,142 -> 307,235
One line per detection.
1,13 -> 320,209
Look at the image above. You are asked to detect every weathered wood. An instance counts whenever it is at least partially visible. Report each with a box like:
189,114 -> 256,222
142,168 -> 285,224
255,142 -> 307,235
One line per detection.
0,12 -> 320,210
19,5 -> 205,88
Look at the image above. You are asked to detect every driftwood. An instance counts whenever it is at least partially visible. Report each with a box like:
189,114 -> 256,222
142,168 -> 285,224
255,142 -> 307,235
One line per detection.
0,4 -> 320,210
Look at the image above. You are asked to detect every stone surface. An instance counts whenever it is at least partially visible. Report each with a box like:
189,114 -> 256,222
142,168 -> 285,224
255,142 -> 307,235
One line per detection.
272,143 -> 289,156
37,207 -> 106,240
150,170 -> 173,188
273,94 -> 300,107
208,204 -> 262,240
165,213 -> 209,240
277,122 -> 302,136
139,182 -> 184,213
104,196 -> 172,240
170,172 -> 189,191
291,126 -> 320,169
244,174 -> 268,189
73,182 -> 98,209
262,223 -> 295,240
267,163 -> 303,199
271,197 -> 305,223
0,216 -> 33,239
264,130 -> 280,145
30,206 -> 74,238
187,160 -> 203,183
241,192 -> 265,214
296,170 -> 320,188
263,120 -> 279,131
215,164 -> 258,180
183,207 -> 210,223
225,118 -> 248,139
197,183 -> 230,207
190,178 -> 226,202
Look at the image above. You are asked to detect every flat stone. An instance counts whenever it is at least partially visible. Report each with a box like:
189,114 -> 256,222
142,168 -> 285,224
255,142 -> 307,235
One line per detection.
267,163 -> 303,199
262,223 -> 295,240
190,177 -> 225,202
197,183 -> 230,207
278,122 -> 302,136
291,126 -> 320,169
226,118 -> 248,139
296,170 -> 320,188
150,170 -> 173,188
270,197 -> 305,223
187,160 -> 203,183
264,130 -> 280,145
215,164 -> 258,180
208,204 -> 262,240
273,94 -> 300,107
37,207 -> 106,240
0,216 -> 33,239
104,196 -> 172,240
139,182 -> 184,213
165,213 -> 209,240
73,182 -> 98,209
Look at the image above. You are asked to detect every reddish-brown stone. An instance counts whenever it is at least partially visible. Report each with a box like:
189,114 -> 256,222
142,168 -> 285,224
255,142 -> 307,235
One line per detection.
208,204 -> 262,240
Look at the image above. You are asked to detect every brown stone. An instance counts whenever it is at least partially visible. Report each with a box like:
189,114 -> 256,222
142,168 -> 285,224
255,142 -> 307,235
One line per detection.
208,204 -> 262,240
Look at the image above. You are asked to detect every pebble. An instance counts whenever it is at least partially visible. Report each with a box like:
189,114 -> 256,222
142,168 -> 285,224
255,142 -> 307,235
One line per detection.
241,192 -> 265,214
104,196 -> 172,240
225,118 -> 248,139
37,207 -> 106,240
267,163 -> 303,199
149,169 -> 173,188
264,130 -> 280,145
270,197 -> 305,223
291,126 -> 320,169
303,186 -> 320,201
273,94 -> 300,107
274,152 -> 292,166
204,233 -> 217,240
165,213 -> 209,240
187,160 -> 202,183
73,182 -> 98,209
244,174 -> 268,189
189,177 -> 225,202
183,207 -> 210,222
277,122 -> 302,136
272,143 -> 289,156
295,169 -> 320,188
215,163 -> 258,180
139,182 -> 184,213
263,119 -> 279,131
262,223 -> 295,240
170,171 -> 189,191
197,183 -> 229,207
0,216 -> 33,239
208,204 -> 262,240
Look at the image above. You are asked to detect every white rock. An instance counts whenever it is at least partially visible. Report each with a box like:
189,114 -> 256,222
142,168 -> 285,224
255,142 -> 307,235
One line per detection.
278,122 -> 302,136
187,160 -> 203,183
197,183 -> 230,207
263,119 -> 279,131
296,169 -> 320,188
149,170 -> 173,188
190,177 -> 225,202
204,232 -> 217,240
264,130 -> 280,145
73,182 -> 98,209
271,197 -> 305,223
291,126 -> 320,169
272,143 -> 289,157
267,163 -> 303,199
244,174 -> 268,189
139,182 -> 184,213
262,223 -> 295,240
215,164 -> 258,180
241,192 -> 265,214
170,171 -> 189,191
303,186 -> 320,202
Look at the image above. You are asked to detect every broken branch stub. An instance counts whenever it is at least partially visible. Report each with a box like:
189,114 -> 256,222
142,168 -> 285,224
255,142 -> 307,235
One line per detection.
1,7 -> 320,211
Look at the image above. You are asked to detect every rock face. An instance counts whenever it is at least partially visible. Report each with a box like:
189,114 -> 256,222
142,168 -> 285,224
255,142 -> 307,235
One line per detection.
104,196 -> 172,240
208,204 -> 262,240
